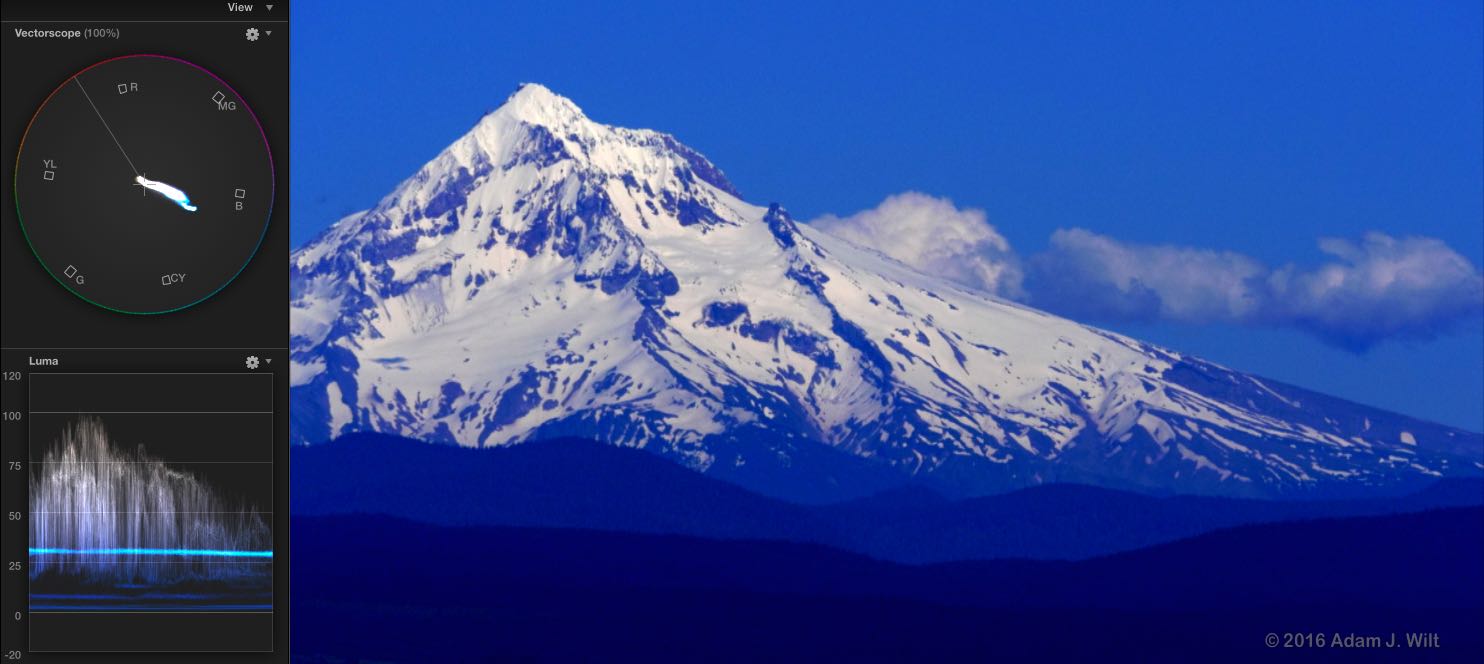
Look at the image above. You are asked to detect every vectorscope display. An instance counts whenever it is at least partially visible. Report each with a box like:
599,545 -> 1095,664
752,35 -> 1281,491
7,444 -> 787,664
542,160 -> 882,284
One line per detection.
14,54 -> 275,314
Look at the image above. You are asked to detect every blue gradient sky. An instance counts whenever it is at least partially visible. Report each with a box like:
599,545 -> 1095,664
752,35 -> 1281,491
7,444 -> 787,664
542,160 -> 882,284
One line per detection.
290,1 -> 1482,430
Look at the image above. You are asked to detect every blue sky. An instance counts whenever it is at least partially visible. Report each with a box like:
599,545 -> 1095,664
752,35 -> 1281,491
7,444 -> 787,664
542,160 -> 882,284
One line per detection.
291,1 -> 1482,430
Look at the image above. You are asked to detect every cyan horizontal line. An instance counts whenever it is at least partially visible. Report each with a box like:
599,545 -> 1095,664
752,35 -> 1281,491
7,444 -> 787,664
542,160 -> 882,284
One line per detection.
29,547 -> 272,558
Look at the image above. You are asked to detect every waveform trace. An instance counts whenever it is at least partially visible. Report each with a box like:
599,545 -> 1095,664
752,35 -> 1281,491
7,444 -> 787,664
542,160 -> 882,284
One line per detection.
29,417 -> 272,586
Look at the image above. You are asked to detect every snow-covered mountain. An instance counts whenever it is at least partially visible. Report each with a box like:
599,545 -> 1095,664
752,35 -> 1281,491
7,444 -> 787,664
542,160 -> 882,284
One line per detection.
290,84 -> 1481,501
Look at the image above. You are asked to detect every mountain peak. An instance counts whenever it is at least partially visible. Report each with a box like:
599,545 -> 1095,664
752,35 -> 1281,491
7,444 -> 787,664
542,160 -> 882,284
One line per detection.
496,83 -> 587,129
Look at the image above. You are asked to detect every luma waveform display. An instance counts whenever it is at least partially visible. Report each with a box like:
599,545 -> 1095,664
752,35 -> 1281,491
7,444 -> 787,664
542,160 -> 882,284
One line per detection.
29,418 -> 271,586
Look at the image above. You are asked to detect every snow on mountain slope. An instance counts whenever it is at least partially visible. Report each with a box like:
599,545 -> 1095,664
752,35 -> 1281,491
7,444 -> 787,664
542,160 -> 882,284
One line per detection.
290,84 -> 1481,500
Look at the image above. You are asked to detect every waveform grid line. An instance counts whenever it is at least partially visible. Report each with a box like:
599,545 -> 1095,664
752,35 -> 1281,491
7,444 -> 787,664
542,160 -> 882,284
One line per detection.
30,548 -> 272,558
29,417 -> 272,586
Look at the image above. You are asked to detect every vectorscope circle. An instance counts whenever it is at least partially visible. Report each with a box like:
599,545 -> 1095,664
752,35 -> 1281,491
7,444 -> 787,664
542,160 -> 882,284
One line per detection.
14,54 -> 275,314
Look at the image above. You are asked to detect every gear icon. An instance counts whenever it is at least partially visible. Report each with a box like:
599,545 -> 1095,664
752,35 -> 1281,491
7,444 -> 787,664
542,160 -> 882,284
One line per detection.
245,355 -> 260,370
245,27 -> 260,42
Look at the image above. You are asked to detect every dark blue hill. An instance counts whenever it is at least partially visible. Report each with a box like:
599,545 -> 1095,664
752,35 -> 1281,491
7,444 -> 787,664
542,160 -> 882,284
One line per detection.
291,508 -> 1484,662
293,433 -> 1484,563
292,432 -> 823,541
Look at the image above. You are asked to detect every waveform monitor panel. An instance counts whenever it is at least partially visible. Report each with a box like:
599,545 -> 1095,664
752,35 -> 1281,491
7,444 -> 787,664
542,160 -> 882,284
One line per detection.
28,373 -> 274,653
1,1 -> 290,661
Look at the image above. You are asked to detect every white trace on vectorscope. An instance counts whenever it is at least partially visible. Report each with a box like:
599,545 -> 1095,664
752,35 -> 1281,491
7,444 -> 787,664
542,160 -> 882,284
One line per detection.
134,175 -> 198,212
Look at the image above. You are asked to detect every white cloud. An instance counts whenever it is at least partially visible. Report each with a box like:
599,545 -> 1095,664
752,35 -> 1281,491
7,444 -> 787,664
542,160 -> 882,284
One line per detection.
809,193 -> 1482,351
810,192 -> 1024,298
1265,233 -> 1484,349
1026,229 -> 1484,351
1026,228 -> 1269,323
